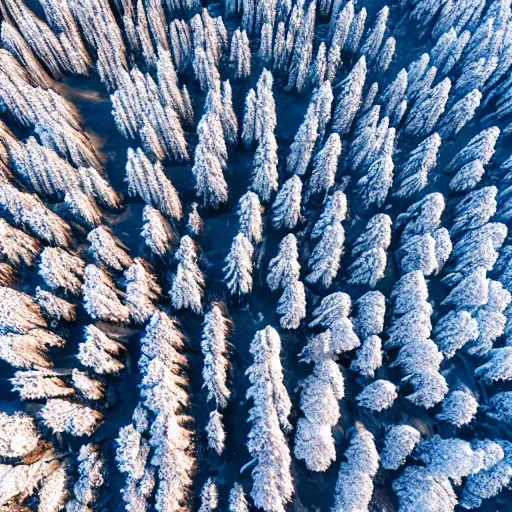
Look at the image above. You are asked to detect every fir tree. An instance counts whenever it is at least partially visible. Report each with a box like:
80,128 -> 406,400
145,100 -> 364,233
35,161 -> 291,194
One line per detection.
272,175 -> 303,230
224,233 -> 254,296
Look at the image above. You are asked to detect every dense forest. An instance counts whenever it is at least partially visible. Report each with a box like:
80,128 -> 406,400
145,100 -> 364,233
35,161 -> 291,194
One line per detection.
0,0 -> 512,510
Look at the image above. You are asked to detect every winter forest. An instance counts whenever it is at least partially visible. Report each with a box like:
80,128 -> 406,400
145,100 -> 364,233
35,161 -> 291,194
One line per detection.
1,0 -> 512,510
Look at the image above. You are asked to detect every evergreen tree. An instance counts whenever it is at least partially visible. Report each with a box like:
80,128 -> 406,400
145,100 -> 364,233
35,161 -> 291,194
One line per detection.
306,222 -> 345,288
224,233 -> 254,296
267,234 -> 301,291
238,191 -> 264,244
380,425 -> 421,470
311,190 -> 347,238
272,175 -> 303,230
359,5 -> 389,63
332,57 -> 367,135
170,235 -> 205,314
306,133 -> 341,199
277,279 -> 306,329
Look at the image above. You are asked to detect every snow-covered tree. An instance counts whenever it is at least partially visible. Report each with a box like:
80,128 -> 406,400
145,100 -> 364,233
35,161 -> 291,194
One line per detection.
0,412 -> 41,459
198,478 -> 218,512
306,133 -> 341,199
272,175 -> 303,230
0,219 -> 40,268
39,247 -> 85,295
87,226 -> 132,272
141,205 -> 177,256
359,5 -> 389,63
124,258 -> 161,324
126,147 -> 183,220
228,482 -> 248,512
267,234 -> 301,291
277,279 -> 306,329
202,303 -> 231,408
206,410 -> 225,455
238,191 -> 264,244
224,233 -> 254,296
332,57 -> 367,134
171,235 -> 205,313
356,379 -> 397,412
380,424 -> 421,470
436,389 -> 478,426
78,325 -> 125,375
82,264 -> 130,324
404,78 -> 451,137
311,191 -> 347,238
438,89 -> 482,140
230,29 -> 251,79
287,110 -> 319,176
306,221 -> 344,288
394,133 -> 441,199
245,326 -> 293,511
356,154 -> 394,209
39,399 -> 103,436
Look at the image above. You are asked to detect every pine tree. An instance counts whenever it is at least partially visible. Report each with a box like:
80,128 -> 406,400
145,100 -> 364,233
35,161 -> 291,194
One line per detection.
87,226 -> 132,272
238,191 -> 264,244
251,129 -> 279,201
404,78 -> 452,137
306,133 -> 341,199
359,5 -> 389,63
332,57 -> 367,135
198,478 -> 218,512
230,29 -> 251,79
394,133 -> 441,199
202,303 -> 231,408
277,279 -> 306,329
171,235 -> 205,314
126,148 -> 183,220
267,234 -> 301,291
224,233 -> 254,296
82,264 -> 130,324
141,205 -> 177,256
438,89 -> 482,140
245,326 -> 293,511
228,482 -> 248,512
206,410 -> 226,455
380,425 -> 421,470
39,247 -> 85,295
287,109 -> 319,175
306,221 -> 344,288
272,175 -> 303,230
311,190 -> 348,238
346,7 -> 367,54
436,389 -> 479,426
356,154 -> 394,209
78,325 -> 126,375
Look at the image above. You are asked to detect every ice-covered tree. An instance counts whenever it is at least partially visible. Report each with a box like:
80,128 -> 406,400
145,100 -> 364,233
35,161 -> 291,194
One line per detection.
0,412 -> 41,458
433,310 -> 479,358
475,346 -> 512,383
251,129 -> 279,202
171,235 -> 205,314
0,219 -> 40,268
272,175 -> 303,230
224,233 -> 254,296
